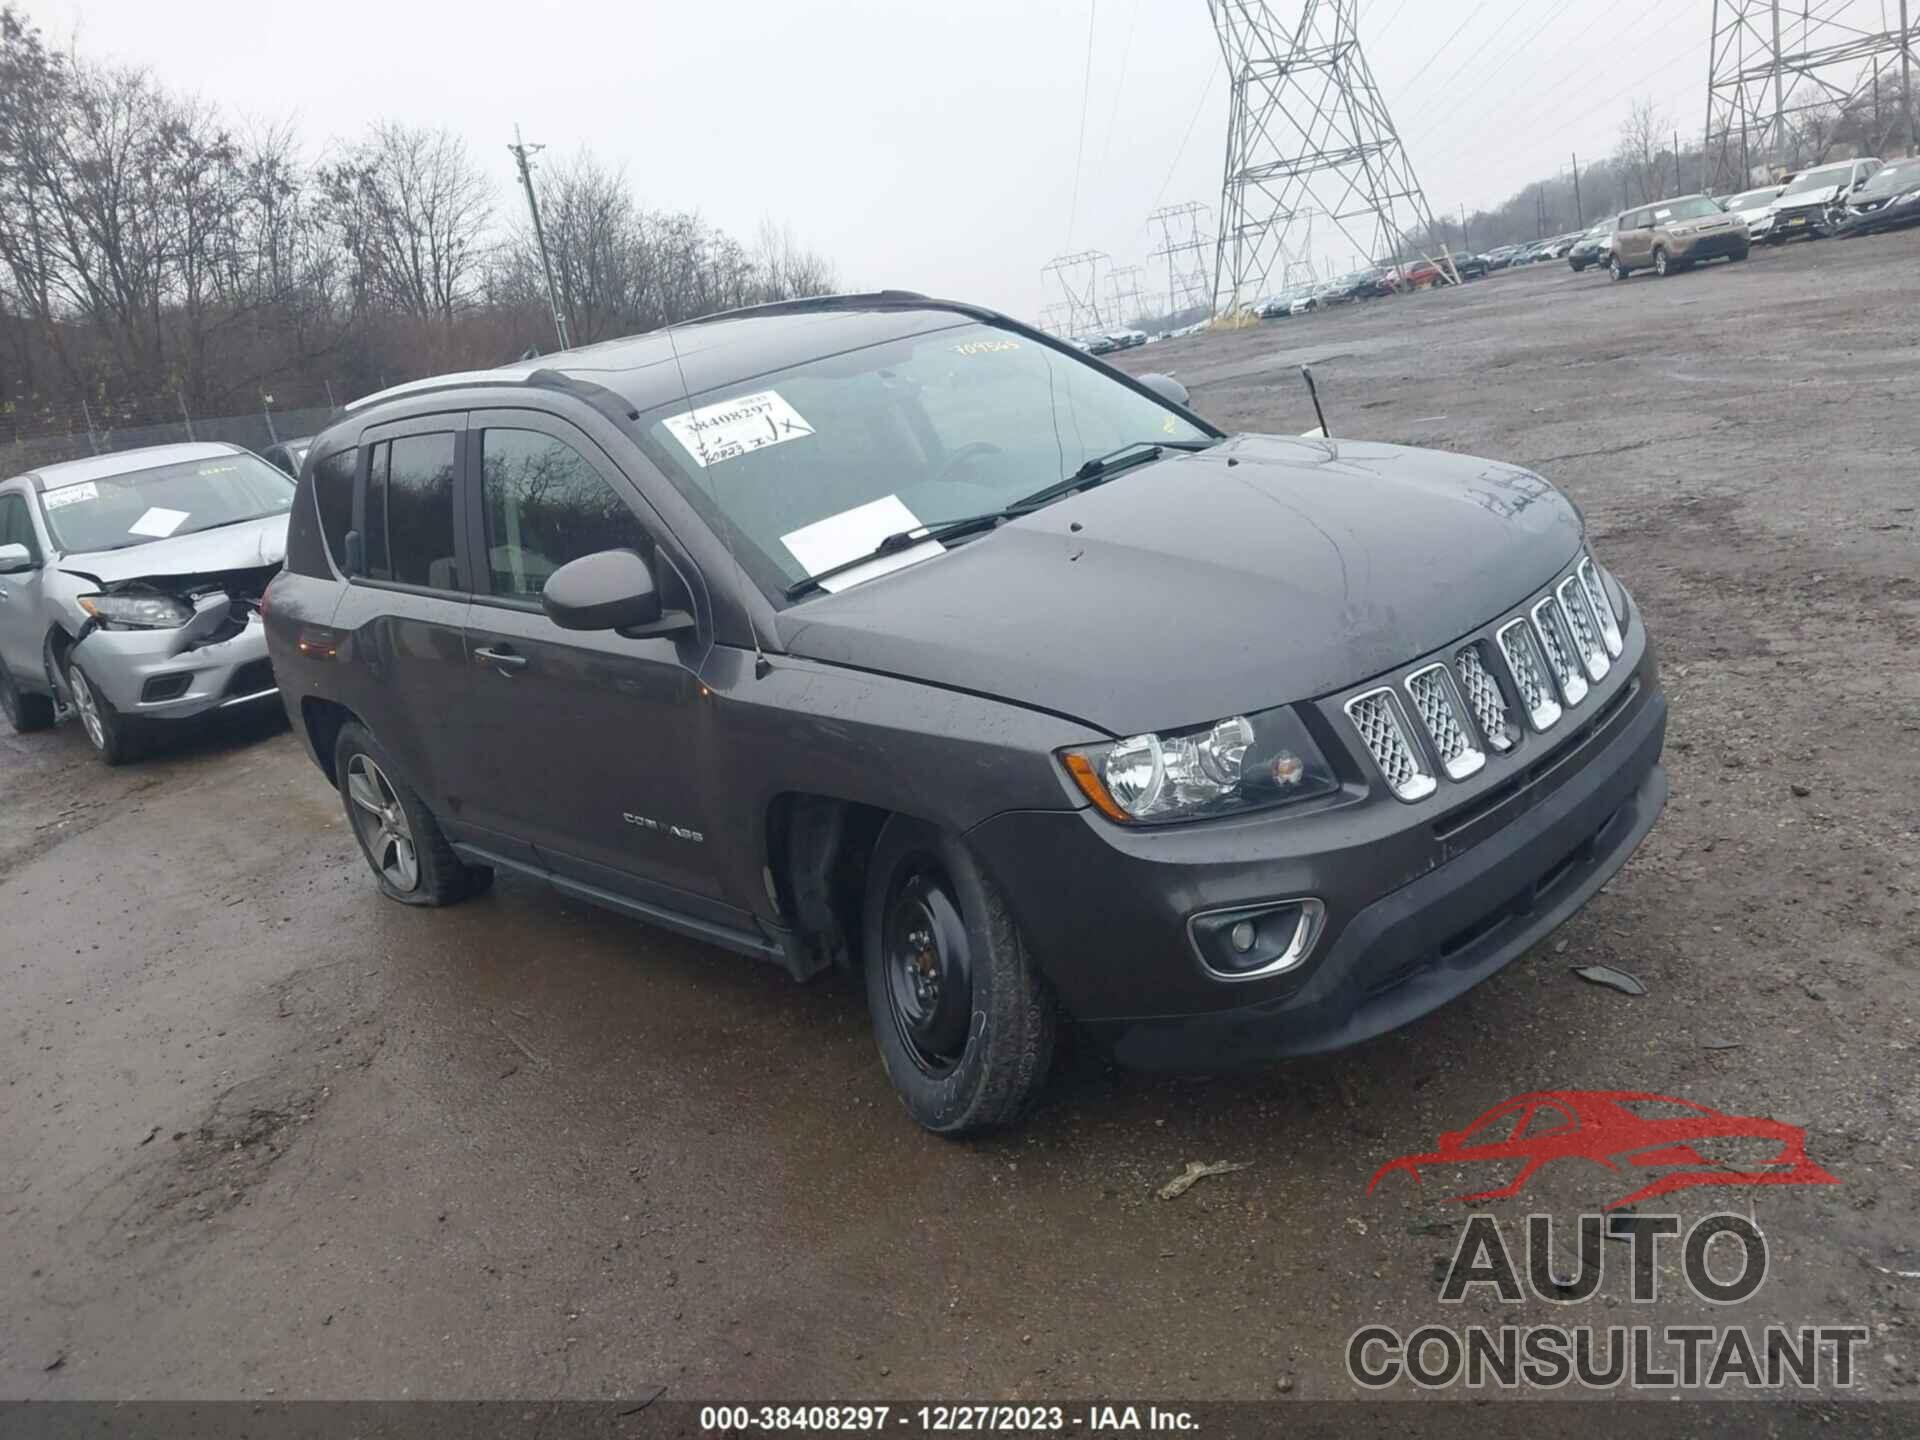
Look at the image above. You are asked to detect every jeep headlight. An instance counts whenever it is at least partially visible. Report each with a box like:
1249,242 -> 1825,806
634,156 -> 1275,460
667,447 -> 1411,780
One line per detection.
77,592 -> 192,629
1063,707 -> 1340,824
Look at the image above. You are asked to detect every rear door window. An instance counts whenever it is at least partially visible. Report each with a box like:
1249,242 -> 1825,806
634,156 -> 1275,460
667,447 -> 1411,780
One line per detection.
365,432 -> 460,589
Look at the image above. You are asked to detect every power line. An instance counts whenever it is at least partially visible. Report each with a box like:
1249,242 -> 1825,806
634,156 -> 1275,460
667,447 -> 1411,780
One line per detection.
1065,0 -> 1100,248
1399,0 -> 1580,135
1149,56 -> 1222,216
1393,1 -> 1500,97
1098,0 -> 1143,169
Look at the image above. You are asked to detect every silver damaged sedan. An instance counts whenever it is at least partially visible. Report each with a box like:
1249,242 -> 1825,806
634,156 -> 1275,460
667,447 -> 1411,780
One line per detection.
0,442 -> 292,764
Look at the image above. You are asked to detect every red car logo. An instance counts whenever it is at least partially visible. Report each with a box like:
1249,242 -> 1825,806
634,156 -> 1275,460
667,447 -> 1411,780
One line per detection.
1367,1090 -> 1838,1210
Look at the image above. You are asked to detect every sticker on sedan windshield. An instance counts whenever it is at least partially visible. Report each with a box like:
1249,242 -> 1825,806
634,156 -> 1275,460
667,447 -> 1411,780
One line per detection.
42,481 -> 98,510
662,389 -> 814,467
953,338 -> 1019,356
127,506 -> 190,538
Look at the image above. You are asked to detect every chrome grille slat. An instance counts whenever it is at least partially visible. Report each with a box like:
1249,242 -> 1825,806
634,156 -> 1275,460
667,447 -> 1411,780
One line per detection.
1343,687 -> 1436,802
1496,619 -> 1562,731
1577,556 -> 1623,657
1555,577 -> 1610,682
1530,596 -> 1588,706
1405,664 -> 1485,780
1454,643 -> 1518,753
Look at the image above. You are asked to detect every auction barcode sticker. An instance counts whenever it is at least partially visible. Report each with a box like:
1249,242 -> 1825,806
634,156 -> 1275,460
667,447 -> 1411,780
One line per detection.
42,480 -> 98,510
663,390 -> 815,468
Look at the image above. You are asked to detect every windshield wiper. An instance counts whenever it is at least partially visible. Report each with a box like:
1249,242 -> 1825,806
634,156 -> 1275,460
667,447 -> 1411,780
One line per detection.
783,440 -> 1215,600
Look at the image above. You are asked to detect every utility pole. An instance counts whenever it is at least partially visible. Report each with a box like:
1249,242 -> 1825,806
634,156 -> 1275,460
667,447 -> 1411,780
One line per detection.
1571,153 -> 1584,225
1904,0 -> 1914,156
1459,203 -> 1468,251
509,125 -> 570,353
1674,130 -> 1683,194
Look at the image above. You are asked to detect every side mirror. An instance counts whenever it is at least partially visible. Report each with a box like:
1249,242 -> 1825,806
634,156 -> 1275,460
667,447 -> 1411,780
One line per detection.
1138,373 -> 1190,409
542,547 -> 664,632
0,542 -> 36,574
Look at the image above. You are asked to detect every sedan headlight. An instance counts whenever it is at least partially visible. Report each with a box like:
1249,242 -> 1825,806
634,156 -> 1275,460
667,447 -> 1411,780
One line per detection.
77,592 -> 192,629
1063,706 -> 1339,824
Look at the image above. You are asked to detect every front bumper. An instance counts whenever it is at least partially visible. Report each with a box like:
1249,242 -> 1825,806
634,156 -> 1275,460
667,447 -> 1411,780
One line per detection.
970,580 -> 1666,1068
1768,205 -> 1829,239
73,613 -> 277,720
1674,229 -> 1747,261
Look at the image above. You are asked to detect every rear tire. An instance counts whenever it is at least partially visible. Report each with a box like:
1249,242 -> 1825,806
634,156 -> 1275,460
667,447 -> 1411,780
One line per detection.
332,721 -> 492,907
64,656 -> 142,765
862,815 -> 1056,1135
0,665 -> 56,733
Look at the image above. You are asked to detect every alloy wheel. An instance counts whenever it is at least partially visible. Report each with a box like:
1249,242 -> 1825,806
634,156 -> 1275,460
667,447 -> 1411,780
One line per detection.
346,753 -> 420,892
68,667 -> 106,750
881,867 -> 975,1077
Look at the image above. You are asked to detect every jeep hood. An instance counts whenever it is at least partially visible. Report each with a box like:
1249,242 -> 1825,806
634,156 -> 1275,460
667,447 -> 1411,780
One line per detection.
58,514 -> 289,587
776,434 -> 1584,736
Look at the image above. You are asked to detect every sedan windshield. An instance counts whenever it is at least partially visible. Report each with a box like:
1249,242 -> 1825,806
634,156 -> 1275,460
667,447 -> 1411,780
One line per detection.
1653,197 -> 1724,222
40,452 -> 294,554
637,321 -> 1215,600
1782,165 -> 1852,196
1859,162 -> 1920,198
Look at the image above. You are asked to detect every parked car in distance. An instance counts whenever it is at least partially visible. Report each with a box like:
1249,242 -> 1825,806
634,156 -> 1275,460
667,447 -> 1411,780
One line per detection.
1766,158 -> 1883,241
1352,266 -> 1400,296
1716,184 -> 1785,243
1401,258 -> 1446,289
1837,156 -> 1920,237
0,442 -> 291,762
1447,253 -> 1489,281
261,437 -> 313,478
1566,219 -> 1616,272
1083,333 -> 1120,355
1482,246 -> 1520,270
264,291 -> 1666,1135
1610,195 -> 1749,279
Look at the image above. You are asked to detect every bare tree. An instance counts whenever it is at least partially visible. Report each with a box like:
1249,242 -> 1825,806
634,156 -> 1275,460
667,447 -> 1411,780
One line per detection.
323,122 -> 492,325
1613,98 -> 1667,206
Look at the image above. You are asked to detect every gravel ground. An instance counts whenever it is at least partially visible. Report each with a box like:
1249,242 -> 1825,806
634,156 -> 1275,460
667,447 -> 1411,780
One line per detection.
2,229 -> 1917,1408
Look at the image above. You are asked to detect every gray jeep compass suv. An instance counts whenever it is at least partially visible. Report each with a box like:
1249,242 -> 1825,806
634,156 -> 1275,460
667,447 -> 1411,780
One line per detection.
264,293 -> 1667,1134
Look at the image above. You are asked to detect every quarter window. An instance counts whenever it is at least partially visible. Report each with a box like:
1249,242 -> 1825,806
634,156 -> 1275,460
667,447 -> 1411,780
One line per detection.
311,449 -> 355,573
479,429 -> 650,600
365,433 -> 459,589
0,492 -> 39,561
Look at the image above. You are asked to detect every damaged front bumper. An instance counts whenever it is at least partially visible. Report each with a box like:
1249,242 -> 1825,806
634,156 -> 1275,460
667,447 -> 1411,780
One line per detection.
73,595 -> 276,720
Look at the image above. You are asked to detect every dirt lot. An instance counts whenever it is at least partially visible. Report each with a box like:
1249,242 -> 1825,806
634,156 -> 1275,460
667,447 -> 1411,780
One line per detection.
3,231 -> 1917,1408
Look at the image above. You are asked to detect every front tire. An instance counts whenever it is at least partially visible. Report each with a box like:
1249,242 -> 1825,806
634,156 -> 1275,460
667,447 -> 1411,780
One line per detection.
64,656 -> 141,765
1652,246 -> 1671,277
862,816 -> 1056,1135
1610,255 -> 1628,281
0,665 -> 56,734
333,721 -> 491,906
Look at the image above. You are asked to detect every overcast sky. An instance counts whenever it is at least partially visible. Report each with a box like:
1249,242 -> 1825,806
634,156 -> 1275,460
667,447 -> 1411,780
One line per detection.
32,0 -> 1738,320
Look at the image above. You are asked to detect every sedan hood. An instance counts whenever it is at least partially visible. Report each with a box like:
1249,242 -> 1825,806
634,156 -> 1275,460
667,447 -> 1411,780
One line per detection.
1773,184 -> 1842,211
777,434 -> 1583,736
58,514 -> 289,586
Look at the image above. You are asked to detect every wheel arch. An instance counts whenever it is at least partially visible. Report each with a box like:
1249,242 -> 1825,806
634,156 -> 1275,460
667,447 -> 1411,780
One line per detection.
764,792 -> 893,975
300,695 -> 362,786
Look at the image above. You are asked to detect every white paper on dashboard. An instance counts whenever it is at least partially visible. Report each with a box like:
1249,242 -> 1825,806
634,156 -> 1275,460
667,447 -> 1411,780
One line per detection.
780,495 -> 944,594
128,507 -> 190,538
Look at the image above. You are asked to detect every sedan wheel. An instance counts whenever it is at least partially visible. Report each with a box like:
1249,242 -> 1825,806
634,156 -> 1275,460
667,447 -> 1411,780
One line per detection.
64,658 -> 140,764
345,753 -> 420,892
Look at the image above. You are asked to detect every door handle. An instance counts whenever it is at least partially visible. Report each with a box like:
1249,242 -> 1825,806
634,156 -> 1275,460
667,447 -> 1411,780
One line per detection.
473,645 -> 529,673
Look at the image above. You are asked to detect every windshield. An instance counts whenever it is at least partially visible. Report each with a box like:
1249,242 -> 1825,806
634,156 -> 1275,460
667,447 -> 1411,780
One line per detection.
1652,197 -> 1723,222
1860,162 -> 1919,197
1783,165 -> 1851,196
1722,188 -> 1776,210
637,321 -> 1214,600
40,452 -> 294,554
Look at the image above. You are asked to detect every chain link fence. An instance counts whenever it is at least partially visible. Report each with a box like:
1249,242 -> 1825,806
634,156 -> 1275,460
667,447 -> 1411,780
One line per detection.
3,400 -> 343,475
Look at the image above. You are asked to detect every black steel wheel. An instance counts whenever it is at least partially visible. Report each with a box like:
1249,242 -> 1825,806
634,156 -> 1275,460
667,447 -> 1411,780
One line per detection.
862,816 -> 1056,1135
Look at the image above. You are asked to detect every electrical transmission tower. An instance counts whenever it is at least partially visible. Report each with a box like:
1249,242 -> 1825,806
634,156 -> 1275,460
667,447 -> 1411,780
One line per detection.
1106,265 -> 1148,328
1041,251 -> 1111,338
1706,1 -> 1918,191
1208,0 -> 1453,313
1038,302 -> 1077,338
1146,202 -> 1216,319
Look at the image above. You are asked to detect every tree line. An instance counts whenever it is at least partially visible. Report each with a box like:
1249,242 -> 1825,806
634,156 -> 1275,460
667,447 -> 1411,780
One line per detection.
0,6 -> 838,441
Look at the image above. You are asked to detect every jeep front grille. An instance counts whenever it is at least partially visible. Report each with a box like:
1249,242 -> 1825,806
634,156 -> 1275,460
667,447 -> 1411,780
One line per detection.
1497,619 -> 1563,731
1344,687 -> 1436,802
1454,643 -> 1519,753
1577,556 -> 1623,657
1555,577 -> 1610,682
1530,596 -> 1588,706
1405,664 -> 1485,780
